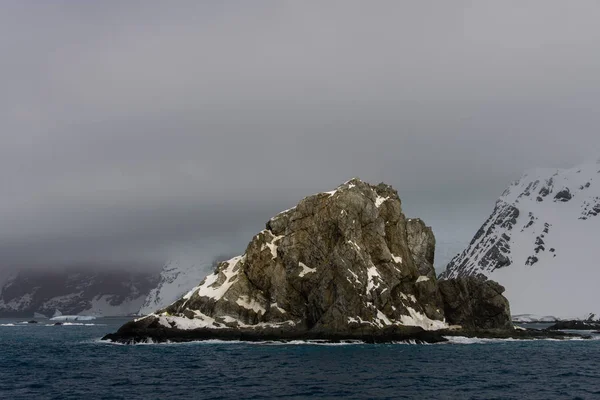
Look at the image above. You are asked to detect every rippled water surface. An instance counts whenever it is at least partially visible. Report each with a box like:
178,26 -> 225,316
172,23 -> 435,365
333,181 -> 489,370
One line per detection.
1,318 -> 600,399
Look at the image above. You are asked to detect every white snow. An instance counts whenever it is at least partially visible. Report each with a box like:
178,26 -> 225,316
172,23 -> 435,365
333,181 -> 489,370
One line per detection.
391,254 -> 403,264
82,294 -> 146,317
416,276 -> 429,283
375,196 -> 390,208
348,240 -> 361,252
512,314 -> 558,323
347,308 -> 447,331
154,313 -> 297,330
298,262 -> 316,277
271,302 -> 287,314
138,260 -> 212,315
50,315 -> 96,322
400,293 -> 417,303
366,266 -> 381,292
236,296 -> 266,314
347,269 -> 360,284
157,312 -> 220,330
183,255 -> 245,303
274,206 -> 296,218
261,233 -> 283,259
398,307 -> 448,330
376,310 -> 392,326
444,160 -> 600,317
347,316 -> 372,326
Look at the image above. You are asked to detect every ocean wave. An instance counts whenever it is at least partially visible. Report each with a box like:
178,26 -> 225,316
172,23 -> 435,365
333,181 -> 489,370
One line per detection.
443,336 -> 600,344
0,323 -> 16,327
95,335 -> 600,347
96,338 -> 373,346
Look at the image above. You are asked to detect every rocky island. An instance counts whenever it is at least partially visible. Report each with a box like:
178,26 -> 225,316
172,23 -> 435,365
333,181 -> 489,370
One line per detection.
103,179 -> 577,344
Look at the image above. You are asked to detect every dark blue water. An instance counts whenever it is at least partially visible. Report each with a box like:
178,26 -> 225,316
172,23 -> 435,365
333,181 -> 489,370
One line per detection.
1,318 -> 600,399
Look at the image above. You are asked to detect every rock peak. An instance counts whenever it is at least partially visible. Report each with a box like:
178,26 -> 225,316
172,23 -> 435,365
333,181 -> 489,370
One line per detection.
104,180 -> 513,344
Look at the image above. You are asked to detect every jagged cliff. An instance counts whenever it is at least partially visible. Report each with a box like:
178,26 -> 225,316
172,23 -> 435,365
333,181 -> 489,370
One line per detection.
104,179 -> 513,343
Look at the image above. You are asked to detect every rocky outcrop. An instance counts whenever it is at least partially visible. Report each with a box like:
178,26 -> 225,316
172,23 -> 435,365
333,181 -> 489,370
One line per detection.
104,179 -> 516,344
406,218 -> 436,279
438,277 -> 512,330
547,320 -> 600,330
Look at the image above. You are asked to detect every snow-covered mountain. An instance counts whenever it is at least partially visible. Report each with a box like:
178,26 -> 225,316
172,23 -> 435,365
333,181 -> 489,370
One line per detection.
441,159 -> 600,318
511,314 -> 560,323
138,260 -> 211,315
0,267 -> 158,317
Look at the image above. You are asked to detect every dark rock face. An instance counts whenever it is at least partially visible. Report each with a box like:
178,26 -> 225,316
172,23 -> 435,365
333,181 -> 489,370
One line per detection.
406,219 -> 436,279
579,196 -> 600,220
440,201 -> 518,279
553,188 -> 572,202
547,320 -> 600,330
104,179 -> 513,344
438,277 -> 512,330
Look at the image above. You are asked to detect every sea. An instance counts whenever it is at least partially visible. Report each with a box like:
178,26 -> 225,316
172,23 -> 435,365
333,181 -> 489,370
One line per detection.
1,318 -> 600,400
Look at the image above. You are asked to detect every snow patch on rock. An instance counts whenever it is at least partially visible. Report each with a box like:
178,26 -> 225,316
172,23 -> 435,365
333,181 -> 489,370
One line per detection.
366,266 -> 381,292
399,307 -> 449,331
298,262 -> 316,277
391,254 -> 403,264
236,296 -> 266,314
184,255 -> 244,302
375,196 -> 390,208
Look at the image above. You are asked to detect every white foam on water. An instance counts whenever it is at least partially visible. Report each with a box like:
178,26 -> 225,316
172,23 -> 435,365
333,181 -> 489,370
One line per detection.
443,336 -> 600,344
95,334 -> 600,346
96,338 -> 370,346
389,340 -> 432,345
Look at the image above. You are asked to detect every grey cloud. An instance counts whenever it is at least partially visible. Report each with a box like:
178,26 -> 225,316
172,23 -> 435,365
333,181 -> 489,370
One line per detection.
1,1 -> 600,271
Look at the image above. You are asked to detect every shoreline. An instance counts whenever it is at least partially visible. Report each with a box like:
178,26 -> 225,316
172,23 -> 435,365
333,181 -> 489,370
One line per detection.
102,321 -> 589,345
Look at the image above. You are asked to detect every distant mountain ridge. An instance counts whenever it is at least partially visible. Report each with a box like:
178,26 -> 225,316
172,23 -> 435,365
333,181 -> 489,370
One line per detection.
441,159 -> 600,317
0,267 -> 158,317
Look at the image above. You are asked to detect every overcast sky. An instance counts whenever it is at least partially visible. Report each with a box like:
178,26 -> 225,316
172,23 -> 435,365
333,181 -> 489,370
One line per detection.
1,1 -> 600,273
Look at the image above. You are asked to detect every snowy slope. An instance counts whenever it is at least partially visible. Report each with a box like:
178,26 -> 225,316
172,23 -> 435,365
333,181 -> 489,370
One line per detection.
138,260 -> 211,315
81,294 -> 147,316
441,159 -> 600,318
0,268 -> 158,317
